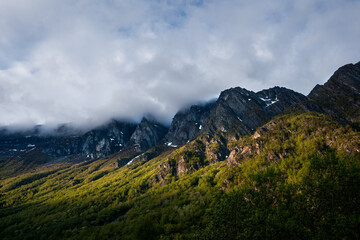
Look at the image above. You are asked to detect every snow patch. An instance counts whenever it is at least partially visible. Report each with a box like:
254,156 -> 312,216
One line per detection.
127,153 -> 145,165
126,159 -> 134,165
166,142 -> 178,147
27,148 -> 36,152
199,125 -> 202,130
259,96 -> 279,107
270,99 -> 279,105
237,117 -> 243,122
27,144 -> 35,147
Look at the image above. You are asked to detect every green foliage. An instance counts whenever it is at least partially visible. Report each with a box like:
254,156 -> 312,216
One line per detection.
203,151 -> 360,239
0,113 -> 359,239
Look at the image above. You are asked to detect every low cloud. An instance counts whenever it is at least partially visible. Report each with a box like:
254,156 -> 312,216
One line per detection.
0,0 -> 359,128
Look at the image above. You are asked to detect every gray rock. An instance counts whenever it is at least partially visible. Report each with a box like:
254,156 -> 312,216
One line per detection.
308,61 -> 360,125
164,86 -> 308,145
130,117 -> 168,151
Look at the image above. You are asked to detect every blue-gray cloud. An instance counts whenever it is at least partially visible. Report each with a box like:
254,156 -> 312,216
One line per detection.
0,0 -> 359,128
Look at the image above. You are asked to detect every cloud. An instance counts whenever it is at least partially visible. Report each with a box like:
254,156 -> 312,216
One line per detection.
0,0 -> 359,127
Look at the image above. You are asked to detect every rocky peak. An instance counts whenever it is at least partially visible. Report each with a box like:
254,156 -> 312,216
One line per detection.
130,117 -> 168,151
80,120 -> 137,159
257,87 -> 308,117
163,101 -> 216,146
205,86 -> 307,134
205,87 -> 266,134
309,62 -> 360,97
308,61 -> 360,126
165,86 -> 307,146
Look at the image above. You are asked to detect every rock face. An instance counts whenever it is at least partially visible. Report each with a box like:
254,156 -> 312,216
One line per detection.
165,86 -> 307,145
308,61 -> 360,126
130,118 -> 168,151
0,117 -> 169,160
0,120 -> 137,160
257,87 -> 309,117
163,102 -> 216,145
80,120 -> 137,159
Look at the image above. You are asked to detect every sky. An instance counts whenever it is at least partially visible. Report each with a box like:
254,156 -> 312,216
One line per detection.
0,0 -> 360,128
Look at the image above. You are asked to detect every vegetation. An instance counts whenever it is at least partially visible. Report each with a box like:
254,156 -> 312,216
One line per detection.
0,113 -> 359,239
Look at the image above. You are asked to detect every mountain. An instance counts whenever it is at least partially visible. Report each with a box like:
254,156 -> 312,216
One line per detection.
164,86 -> 307,145
1,61 -> 359,166
1,61 -> 359,167
0,120 -> 137,159
0,118 -> 169,176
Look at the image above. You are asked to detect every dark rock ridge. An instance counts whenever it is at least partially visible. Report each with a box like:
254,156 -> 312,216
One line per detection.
164,86 -> 307,145
308,61 -> 360,126
163,102 -> 216,146
164,61 -> 360,146
79,120 -> 137,159
0,120 -> 137,160
130,117 -> 168,151
0,117 -> 170,160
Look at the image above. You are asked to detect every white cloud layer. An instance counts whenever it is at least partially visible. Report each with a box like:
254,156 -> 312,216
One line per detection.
0,0 -> 360,128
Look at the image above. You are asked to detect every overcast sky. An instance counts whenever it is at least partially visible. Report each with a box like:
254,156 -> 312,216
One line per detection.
0,0 -> 359,128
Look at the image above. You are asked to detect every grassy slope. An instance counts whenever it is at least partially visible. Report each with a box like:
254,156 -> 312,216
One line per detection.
0,113 -> 360,239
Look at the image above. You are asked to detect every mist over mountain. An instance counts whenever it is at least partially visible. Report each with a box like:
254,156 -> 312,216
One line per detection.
0,61 -> 359,165
1,0 -> 360,128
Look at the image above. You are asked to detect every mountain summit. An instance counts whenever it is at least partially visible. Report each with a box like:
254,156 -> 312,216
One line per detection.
164,86 -> 307,145
308,61 -> 360,126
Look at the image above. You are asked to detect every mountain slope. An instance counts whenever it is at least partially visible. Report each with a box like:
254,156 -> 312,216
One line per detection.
1,112 -> 359,240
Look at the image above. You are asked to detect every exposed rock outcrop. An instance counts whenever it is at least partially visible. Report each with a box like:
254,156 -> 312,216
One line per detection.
130,117 -> 168,151
308,61 -> 360,126
163,102 -> 216,146
165,86 -> 307,146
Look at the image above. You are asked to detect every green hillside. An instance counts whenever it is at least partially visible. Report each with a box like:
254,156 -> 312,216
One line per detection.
1,113 -> 360,239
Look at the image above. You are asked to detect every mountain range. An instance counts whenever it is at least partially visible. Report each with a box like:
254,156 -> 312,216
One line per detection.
1,61 -> 359,170
0,61 -> 359,239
